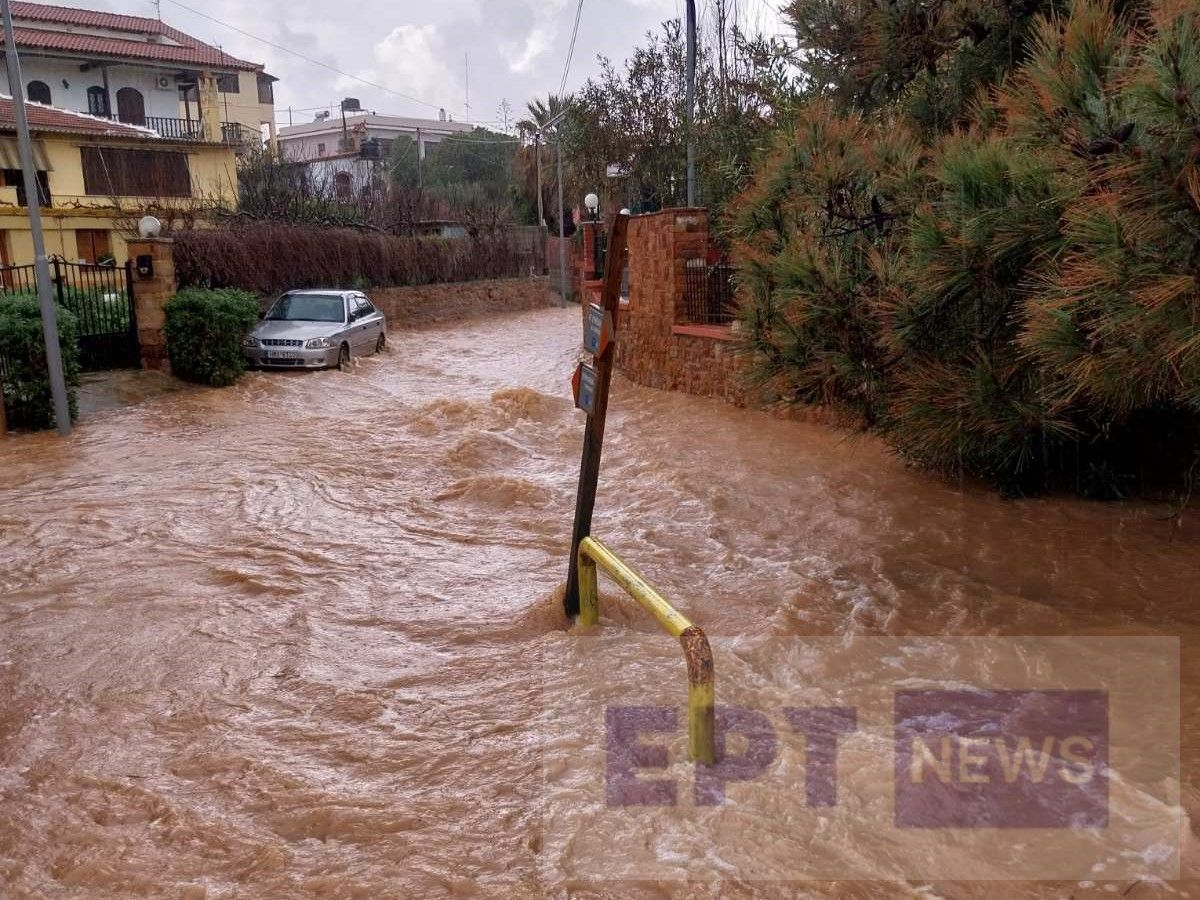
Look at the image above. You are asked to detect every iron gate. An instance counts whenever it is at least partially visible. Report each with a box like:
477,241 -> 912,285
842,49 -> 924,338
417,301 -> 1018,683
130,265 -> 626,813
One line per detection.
0,257 -> 139,371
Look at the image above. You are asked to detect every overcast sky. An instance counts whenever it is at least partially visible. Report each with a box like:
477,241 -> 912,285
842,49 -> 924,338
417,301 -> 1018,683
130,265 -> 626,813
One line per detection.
71,0 -> 785,129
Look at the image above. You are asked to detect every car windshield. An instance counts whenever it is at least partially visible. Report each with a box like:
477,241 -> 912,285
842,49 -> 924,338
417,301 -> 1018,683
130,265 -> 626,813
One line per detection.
266,293 -> 345,323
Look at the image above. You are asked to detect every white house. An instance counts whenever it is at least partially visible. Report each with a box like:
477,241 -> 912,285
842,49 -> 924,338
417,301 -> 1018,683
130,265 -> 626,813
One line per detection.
277,111 -> 473,163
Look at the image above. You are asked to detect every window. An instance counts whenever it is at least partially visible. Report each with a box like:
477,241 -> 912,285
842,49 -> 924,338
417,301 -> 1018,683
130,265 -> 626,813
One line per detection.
2,169 -> 51,206
334,171 -> 352,201
317,142 -> 326,157
86,86 -> 110,117
75,229 -> 112,265
256,73 -> 274,105
80,147 -> 191,198
26,80 -> 51,104
216,73 -> 240,93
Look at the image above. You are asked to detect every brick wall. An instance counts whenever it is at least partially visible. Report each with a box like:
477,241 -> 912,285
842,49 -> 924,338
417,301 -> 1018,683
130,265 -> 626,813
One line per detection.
614,208 -> 748,405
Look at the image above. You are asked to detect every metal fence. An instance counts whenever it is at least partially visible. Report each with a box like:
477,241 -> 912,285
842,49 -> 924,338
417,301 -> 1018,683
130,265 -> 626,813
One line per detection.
681,259 -> 736,325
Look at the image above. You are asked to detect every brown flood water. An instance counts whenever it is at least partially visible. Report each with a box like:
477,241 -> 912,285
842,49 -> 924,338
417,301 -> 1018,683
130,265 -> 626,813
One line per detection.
0,306 -> 1198,898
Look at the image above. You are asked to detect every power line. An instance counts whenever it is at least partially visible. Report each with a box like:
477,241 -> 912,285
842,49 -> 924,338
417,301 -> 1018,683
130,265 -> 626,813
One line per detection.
558,0 -> 584,97
162,0 -> 447,112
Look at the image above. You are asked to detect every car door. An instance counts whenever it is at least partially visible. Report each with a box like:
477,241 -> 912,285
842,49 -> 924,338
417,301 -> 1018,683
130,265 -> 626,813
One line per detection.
349,294 -> 381,353
339,295 -> 358,354
343,295 -> 366,355
357,295 -> 384,349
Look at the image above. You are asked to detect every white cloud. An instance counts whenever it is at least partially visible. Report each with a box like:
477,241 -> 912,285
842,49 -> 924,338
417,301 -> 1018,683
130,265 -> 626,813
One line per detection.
370,24 -> 456,110
505,26 -> 552,74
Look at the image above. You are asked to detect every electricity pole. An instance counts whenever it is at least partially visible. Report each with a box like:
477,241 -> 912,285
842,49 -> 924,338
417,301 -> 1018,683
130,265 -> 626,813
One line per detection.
685,0 -> 697,206
540,106 -> 570,309
1,0 -> 71,435
556,139 -> 566,307
535,131 -> 545,227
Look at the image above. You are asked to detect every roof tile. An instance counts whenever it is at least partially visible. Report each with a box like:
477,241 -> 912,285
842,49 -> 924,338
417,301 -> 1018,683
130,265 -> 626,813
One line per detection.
0,95 -> 160,137
5,1 -> 260,71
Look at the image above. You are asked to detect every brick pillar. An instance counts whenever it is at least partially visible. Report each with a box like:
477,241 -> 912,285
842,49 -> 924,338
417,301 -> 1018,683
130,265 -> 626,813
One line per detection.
578,219 -> 605,310
127,238 -> 177,373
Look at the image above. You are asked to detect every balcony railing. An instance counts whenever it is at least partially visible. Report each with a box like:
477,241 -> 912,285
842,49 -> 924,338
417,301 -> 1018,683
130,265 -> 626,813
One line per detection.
88,114 -> 257,147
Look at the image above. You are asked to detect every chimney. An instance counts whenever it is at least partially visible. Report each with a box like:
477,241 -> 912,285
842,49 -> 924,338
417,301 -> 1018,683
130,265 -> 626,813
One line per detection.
439,107 -> 446,122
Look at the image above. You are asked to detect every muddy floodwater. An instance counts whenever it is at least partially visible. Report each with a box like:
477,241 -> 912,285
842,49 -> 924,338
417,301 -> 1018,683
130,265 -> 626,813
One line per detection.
1,306 -> 1198,898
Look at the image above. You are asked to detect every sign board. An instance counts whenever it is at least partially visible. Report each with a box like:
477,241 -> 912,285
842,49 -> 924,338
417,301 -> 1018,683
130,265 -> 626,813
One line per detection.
583,303 -> 613,357
606,162 -> 630,178
572,362 -> 599,416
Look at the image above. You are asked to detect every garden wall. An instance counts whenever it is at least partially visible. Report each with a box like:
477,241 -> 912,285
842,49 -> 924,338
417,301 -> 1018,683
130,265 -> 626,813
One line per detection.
615,208 -> 748,405
368,277 -> 557,327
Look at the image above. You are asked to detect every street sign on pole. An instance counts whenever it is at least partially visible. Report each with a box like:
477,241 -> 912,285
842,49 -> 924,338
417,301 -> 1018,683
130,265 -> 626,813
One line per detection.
571,362 -> 599,415
582,303 -> 612,357
1,0 -> 72,435
564,213 -> 630,618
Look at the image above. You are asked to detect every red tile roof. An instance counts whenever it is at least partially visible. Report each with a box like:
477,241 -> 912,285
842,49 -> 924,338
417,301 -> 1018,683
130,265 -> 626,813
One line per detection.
3,2 -> 261,71
0,96 -> 159,137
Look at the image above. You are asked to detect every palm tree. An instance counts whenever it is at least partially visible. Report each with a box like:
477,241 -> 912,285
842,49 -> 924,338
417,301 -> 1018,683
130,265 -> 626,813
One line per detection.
516,95 -> 569,228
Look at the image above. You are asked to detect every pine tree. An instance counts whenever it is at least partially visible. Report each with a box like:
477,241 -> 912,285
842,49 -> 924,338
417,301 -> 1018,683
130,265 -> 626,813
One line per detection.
732,0 -> 1200,494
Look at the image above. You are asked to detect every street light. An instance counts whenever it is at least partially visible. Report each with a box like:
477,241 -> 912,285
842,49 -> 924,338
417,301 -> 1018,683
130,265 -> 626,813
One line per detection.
584,192 -> 599,222
138,215 -> 162,238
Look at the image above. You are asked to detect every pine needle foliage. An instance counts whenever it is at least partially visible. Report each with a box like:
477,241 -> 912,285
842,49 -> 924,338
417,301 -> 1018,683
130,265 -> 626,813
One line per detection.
733,0 -> 1200,494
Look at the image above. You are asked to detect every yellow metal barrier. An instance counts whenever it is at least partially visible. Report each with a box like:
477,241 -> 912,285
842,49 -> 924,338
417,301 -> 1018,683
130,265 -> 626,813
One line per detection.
577,536 -> 716,764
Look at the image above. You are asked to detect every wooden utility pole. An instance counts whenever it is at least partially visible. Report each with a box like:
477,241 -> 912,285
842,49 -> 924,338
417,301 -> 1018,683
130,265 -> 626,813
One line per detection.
564,213 -> 630,618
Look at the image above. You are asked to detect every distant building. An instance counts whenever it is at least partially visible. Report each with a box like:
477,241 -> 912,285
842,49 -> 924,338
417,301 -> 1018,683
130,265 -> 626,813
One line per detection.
0,1 -> 278,152
0,96 -> 238,266
277,111 -> 473,163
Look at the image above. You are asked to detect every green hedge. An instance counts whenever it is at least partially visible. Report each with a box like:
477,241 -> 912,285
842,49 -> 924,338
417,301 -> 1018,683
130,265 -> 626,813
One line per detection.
0,296 -> 80,431
164,287 -> 260,387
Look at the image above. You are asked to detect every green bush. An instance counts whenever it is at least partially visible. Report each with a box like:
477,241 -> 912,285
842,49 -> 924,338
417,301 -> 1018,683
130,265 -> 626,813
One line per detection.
164,287 -> 260,387
0,295 -> 80,431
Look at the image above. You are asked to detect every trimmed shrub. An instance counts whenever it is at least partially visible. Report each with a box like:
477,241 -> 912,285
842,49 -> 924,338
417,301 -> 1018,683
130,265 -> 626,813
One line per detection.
0,295 -> 80,431
173,224 -> 537,295
164,287 -> 260,387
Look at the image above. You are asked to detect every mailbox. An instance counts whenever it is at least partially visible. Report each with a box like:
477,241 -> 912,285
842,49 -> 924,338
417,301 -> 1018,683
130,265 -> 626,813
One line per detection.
135,254 -> 154,277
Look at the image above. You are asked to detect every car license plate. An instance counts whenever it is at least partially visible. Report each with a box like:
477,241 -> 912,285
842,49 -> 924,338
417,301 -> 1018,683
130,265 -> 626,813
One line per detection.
267,349 -> 299,360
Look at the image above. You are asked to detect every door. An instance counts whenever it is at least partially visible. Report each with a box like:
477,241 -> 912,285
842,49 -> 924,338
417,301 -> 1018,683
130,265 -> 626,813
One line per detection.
350,294 -> 382,353
115,87 -> 146,125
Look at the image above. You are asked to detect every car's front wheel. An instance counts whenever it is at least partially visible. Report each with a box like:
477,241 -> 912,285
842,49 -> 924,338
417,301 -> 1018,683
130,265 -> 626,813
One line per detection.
337,343 -> 351,371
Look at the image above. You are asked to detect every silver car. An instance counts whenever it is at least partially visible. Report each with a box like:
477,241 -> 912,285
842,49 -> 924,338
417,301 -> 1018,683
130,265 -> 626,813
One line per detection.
243,290 -> 386,370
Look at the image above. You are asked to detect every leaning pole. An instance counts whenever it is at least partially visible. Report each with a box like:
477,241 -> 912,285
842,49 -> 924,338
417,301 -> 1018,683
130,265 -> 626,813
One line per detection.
1,0 -> 72,435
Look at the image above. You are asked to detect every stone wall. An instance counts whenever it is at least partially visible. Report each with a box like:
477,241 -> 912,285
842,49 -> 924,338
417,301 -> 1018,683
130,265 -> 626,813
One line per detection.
367,276 -> 557,327
614,209 -> 748,405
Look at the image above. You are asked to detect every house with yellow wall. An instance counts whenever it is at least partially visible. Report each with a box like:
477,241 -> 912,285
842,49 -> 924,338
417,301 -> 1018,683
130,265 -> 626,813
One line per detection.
0,1 -> 278,153
0,95 -> 237,266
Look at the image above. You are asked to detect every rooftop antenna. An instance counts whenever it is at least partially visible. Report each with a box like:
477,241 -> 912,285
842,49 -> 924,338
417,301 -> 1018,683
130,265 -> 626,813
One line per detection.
152,0 -> 161,19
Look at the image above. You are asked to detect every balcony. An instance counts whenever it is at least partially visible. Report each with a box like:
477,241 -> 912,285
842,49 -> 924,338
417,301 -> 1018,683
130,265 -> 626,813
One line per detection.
89,115 -> 259,148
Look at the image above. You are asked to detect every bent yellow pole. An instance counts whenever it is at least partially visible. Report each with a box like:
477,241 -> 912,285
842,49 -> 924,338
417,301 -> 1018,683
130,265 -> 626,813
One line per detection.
577,536 -> 716,764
